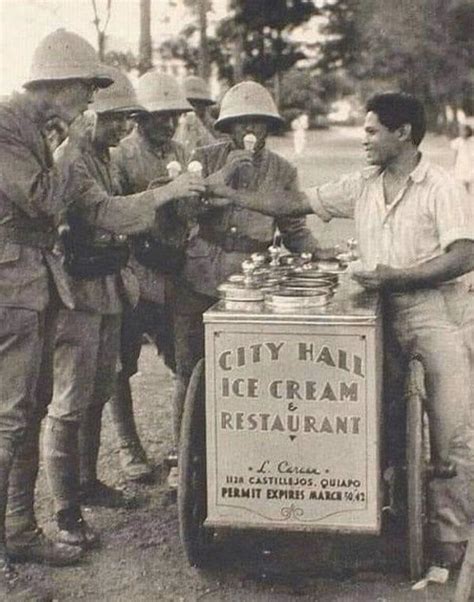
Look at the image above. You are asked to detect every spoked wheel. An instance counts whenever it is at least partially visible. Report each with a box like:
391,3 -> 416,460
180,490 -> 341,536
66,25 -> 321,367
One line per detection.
405,357 -> 429,581
178,359 -> 211,567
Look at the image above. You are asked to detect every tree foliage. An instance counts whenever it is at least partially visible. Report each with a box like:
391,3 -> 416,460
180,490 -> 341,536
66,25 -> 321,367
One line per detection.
159,0 -> 318,89
317,0 -> 474,125
221,0 -> 318,82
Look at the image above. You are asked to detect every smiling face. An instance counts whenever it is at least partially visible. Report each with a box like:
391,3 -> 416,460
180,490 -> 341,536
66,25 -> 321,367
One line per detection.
94,112 -> 128,148
363,111 -> 403,168
229,117 -> 268,152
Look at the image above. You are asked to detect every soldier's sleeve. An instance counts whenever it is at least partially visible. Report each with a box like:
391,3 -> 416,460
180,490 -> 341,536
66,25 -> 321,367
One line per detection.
64,155 -> 158,235
277,165 -> 322,254
0,115 -> 80,220
110,146 -> 133,195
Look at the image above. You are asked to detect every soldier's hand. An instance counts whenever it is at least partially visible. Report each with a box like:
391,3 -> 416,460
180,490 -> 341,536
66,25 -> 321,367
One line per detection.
204,170 -> 237,203
163,171 -> 206,199
68,113 -> 95,150
148,175 -> 172,189
43,117 -> 69,153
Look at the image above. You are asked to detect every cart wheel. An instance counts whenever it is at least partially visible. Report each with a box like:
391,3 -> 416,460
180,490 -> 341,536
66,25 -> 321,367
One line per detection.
178,359 -> 210,567
406,357 -> 429,581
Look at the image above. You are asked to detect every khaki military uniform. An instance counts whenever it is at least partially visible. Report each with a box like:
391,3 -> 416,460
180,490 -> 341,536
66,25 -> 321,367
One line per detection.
173,139 -> 321,444
0,93 -> 81,544
112,128 -> 188,374
44,140 -> 159,513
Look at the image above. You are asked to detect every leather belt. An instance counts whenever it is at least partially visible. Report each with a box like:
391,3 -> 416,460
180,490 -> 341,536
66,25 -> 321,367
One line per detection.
0,223 -> 56,250
200,229 -> 271,253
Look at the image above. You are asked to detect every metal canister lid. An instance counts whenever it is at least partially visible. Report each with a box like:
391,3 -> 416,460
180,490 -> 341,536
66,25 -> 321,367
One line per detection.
217,282 -> 264,302
265,288 -> 330,309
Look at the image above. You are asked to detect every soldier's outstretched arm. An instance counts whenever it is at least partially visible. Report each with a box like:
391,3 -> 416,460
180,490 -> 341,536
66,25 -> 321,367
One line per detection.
65,158 -> 205,235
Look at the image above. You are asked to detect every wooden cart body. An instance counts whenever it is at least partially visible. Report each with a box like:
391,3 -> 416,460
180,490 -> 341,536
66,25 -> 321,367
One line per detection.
203,278 -> 383,535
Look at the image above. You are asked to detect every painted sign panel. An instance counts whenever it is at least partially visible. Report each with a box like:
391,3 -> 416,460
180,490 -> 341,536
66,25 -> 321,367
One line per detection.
206,324 -> 381,532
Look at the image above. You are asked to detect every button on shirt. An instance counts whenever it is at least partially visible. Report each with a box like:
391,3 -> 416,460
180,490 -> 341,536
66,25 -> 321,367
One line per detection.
307,157 -> 474,270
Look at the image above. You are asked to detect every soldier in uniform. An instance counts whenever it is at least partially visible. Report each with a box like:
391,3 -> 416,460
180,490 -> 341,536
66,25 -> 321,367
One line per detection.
0,29 -> 112,600
44,66 -> 204,547
110,71 -> 193,484
173,82 -> 334,483
174,75 -> 216,158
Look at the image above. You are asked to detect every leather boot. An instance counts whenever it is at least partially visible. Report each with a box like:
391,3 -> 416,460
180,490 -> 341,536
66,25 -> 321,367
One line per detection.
6,418 -> 81,567
78,403 -> 103,486
43,417 -> 80,514
6,419 -> 41,543
56,507 -> 99,549
0,446 -> 14,548
79,401 -> 138,508
108,373 -> 152,482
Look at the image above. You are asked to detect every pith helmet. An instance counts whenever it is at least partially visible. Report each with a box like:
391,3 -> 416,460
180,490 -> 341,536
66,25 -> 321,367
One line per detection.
24,29 -> 113,89
137,71 -> 192,113
90,67 -> 144,114
214,81 -> 284,132
184,75 -> 214,105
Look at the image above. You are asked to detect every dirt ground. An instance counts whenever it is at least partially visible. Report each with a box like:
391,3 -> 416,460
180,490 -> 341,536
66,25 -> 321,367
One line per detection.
23,128 -> 466,601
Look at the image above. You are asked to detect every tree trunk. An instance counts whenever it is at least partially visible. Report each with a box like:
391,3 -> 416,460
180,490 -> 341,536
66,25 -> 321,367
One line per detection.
97,30 -> 106,61
138,0 -> 152,75
232,25 -> 244,84
198,0 -> 210,81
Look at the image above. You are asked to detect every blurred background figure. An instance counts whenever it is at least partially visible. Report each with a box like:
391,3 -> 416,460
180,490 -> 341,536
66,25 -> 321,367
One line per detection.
174,75 -> 216,158
451,124 -> 474,195
291,112 -> 309,156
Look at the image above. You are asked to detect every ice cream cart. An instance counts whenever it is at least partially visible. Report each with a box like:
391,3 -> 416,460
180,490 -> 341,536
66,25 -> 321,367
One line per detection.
177,258 -> 431,580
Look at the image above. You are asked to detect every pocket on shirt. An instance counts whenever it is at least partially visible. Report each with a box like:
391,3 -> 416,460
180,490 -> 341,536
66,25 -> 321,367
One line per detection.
0,241 -> 20,264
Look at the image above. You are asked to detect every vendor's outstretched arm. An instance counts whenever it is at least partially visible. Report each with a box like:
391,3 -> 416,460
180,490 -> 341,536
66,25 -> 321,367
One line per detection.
206,167 -> 359,220
353,240 -> 474,291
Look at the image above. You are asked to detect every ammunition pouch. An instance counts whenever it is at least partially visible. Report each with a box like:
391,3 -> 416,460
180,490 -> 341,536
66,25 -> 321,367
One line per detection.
132,234 -> 185,275
62,216 -> 129,279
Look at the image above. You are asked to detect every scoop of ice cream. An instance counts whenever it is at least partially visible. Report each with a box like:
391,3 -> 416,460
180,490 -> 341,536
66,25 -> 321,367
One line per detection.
243,133 -> 257,152
166,160 -> 182,179
187,160 -> 203,176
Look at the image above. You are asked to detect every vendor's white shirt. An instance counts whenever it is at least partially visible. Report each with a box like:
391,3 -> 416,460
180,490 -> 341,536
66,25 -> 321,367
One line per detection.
306,157 -> 474,270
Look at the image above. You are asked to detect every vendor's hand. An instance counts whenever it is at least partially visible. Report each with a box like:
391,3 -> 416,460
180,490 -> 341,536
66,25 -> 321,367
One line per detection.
162,171 -> 206,199
351,264 -> 400,290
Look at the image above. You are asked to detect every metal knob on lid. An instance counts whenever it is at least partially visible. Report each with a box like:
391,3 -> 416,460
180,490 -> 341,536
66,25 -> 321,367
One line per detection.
268,244 -> 282,267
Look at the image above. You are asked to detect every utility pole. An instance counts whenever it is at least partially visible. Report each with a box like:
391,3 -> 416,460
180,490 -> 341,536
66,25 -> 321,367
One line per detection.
138,0 -> 153,74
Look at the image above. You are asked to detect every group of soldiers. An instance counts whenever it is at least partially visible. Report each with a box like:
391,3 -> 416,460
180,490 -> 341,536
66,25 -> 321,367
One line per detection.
1,25 -> 474,601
